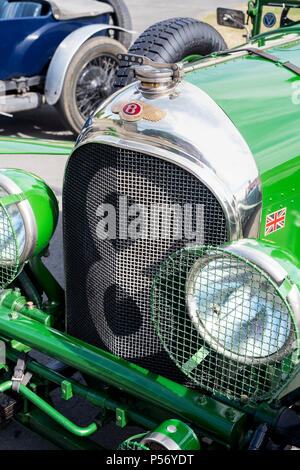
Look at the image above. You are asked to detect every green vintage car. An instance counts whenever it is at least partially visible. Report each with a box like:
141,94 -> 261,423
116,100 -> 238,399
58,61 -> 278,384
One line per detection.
0,1 -> 299,451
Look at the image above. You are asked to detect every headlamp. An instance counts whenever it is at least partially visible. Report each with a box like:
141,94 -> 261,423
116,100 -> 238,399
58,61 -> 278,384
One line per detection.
0,169 -> 58,286
151,241 -> 300,402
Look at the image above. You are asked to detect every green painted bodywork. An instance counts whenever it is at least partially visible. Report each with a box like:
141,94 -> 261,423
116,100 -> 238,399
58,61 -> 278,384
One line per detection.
0,13 -> 299,450
0,137 -> 74,155
185,27 -> 300,263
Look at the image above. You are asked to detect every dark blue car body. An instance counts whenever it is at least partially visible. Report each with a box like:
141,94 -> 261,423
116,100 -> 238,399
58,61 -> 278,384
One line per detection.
0,0 -> 131,134
0,0 -> 110,79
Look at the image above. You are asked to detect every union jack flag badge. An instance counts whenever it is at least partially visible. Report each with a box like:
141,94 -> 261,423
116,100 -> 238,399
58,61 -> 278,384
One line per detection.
265,208 -> 286,236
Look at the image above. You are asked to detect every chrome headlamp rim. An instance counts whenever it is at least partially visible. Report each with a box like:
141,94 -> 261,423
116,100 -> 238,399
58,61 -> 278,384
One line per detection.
186,248 -> 298,366
0,174 -> 37,264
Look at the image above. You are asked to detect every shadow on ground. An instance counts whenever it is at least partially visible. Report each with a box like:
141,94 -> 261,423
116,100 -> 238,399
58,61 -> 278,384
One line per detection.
0,105 -> 74,141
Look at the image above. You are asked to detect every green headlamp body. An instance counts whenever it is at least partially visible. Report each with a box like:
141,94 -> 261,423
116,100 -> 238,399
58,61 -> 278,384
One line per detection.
0,168 -> 59,264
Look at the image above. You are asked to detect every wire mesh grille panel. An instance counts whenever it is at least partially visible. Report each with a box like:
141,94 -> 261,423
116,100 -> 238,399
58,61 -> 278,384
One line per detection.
63,143 -> 228,383
0,200 -> 19,289
151,246 -> 299,403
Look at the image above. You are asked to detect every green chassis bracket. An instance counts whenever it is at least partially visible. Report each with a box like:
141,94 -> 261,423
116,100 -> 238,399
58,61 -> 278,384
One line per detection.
0,137 -> 74,155
61,380 -> 73,401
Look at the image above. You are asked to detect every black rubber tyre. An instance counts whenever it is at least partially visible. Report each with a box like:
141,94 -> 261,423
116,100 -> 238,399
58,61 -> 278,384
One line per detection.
103,0 -> 132,49
56,37 -> 127,135
114,17 -> 227,90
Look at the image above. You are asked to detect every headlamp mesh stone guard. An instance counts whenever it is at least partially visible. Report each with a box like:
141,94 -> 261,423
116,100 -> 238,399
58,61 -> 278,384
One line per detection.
0,198 -> 20,289
151,246 -> 300,403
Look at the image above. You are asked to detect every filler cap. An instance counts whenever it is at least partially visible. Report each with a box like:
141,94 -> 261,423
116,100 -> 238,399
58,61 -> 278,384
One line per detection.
117,54 -> 184,98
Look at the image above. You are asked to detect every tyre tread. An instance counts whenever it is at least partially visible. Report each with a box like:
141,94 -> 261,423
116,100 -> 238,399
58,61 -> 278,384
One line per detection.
114,17 -> 227,89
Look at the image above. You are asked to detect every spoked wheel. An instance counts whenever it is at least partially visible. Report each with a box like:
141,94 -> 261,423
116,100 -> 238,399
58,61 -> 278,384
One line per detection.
57,37 -> 127,134
75,54 -> 120,120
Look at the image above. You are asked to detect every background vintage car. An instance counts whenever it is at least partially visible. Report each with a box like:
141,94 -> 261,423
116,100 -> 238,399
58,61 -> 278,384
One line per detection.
0,1 -> 297,454
0,0 -> 132,134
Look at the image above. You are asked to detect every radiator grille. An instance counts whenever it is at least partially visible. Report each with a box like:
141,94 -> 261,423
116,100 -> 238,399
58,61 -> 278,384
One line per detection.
63,143 -> 228,383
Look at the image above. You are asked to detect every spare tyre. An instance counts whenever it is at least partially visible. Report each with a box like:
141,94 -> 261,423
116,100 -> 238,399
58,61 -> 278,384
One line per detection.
103,0 -> 133,49
114,17 -> 227,90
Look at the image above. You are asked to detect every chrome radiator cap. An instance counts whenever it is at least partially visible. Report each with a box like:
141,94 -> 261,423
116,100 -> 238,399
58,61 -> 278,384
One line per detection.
118,53 -> 184,98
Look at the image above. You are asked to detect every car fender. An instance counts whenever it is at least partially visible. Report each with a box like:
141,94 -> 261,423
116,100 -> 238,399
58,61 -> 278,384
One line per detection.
45,24 -> 132,105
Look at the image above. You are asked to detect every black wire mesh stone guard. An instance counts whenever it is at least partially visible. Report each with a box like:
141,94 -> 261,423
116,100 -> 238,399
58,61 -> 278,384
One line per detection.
151,246 -> 300,404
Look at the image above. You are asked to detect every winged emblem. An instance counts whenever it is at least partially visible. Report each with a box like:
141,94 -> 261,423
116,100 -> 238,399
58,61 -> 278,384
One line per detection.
111,100 -> 166,122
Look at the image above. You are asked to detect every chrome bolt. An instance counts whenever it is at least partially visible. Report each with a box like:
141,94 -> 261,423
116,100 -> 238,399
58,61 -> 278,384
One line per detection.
166,425 -> 177,433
